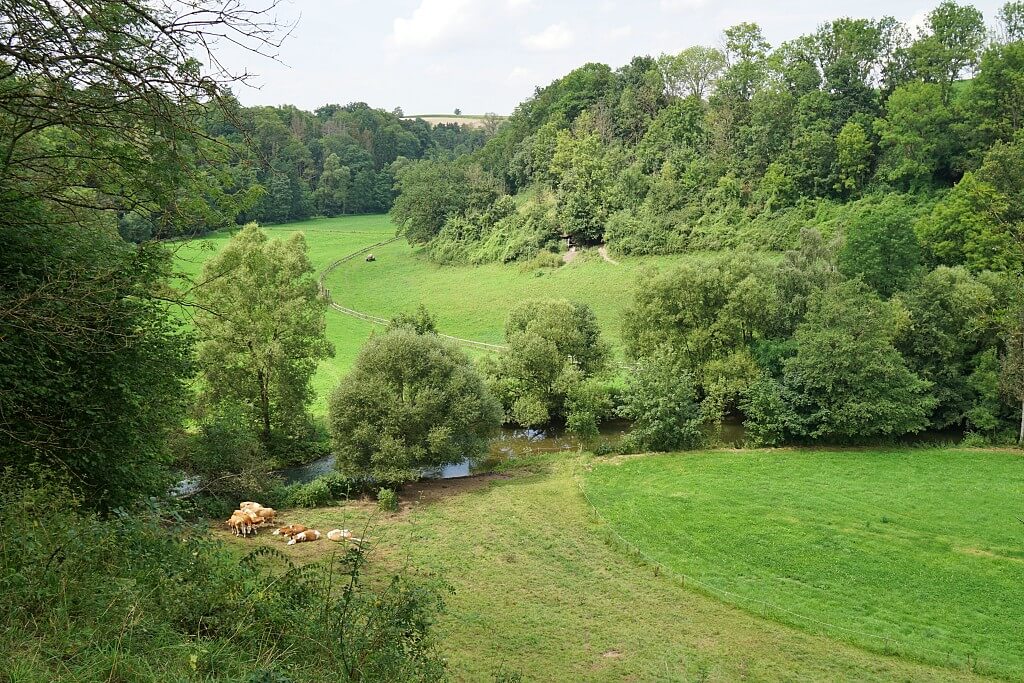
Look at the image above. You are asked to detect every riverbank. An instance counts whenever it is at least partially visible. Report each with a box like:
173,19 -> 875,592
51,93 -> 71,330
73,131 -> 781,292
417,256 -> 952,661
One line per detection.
215,452 -> 996,682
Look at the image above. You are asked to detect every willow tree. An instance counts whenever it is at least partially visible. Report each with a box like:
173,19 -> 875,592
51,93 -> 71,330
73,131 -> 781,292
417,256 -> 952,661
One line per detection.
195,224 -> 333,451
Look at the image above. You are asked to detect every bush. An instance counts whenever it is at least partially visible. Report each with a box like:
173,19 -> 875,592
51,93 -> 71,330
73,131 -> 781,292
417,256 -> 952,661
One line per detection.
378,488 -> 399,512
619,347 -> 704,452
285,478 -> 332,508
329,329 -> 501,484
0,471 -> 448,681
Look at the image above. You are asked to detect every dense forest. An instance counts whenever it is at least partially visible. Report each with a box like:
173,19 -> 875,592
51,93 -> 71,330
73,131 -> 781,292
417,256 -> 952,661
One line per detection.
386,0 -> 1024,448
392,1 -> 1024,267
118,99 -> 491,241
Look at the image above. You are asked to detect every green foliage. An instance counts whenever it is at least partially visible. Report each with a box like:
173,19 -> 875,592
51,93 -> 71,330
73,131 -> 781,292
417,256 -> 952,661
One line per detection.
837,195 -> 923,297
874,82 -> 952,189
896,266 -> 1002,429
917,134 -> 1024,272
783,280 -> 936,439
287,478 -> 333,508
619,347 -> 704,451
329,330 -> 501,484
377,487 -> 399,512
195,224 -> 334,453
388,303 -> 438,335
0,219 -> 193,510
391,160 -> 503,244
485,299 -> 611,429
740,377 -> 796,446
0,472 -> 448,681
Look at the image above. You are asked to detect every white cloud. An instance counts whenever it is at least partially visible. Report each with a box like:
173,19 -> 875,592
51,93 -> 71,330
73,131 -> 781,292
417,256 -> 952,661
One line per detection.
607,25 -> 633,41
523,23 -> 575,51
391,0 -> 481,50
506,0 -> 533,10
507,66 -> 532,83
659,0 -> 708,11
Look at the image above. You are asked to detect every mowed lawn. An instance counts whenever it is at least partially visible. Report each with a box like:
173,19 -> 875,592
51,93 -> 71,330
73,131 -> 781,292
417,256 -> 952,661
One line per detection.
172,215 -> 393,414
583,449 -> 1024,679
323,237 -> 724,356
218,455 -> 993,682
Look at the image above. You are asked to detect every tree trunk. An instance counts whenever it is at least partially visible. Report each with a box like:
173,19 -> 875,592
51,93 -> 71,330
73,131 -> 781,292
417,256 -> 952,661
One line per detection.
257,368 -> 272,447
1019,398 -> 1023,445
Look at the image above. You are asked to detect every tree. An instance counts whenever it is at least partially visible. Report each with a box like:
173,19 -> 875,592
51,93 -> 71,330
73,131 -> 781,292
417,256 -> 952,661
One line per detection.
909,1 -> 986,97
195,224 -> 333,452
549,123 -> 615,243
485,299 -> 610,429
896,267 -> 1000,430
834,121 -> 873,194
658,46 -> 727,99
388,304 -> 438,335
874,82 -> 952,189
838,196 -> 923,297
454,108 -> 462,116
0,0 -> 282,507
313,153 -> 351,215
329,330 -> 501,484
619,347 -> 704,451
916,135 -> 1024,272
390,160 -> 502,244
783,280 -> 935,439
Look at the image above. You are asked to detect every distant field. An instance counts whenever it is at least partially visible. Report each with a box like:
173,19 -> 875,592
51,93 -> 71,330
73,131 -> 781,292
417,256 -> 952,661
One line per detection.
324,239 -> 716,359
402,114 -> 503,128
584,449 -> 1024,679
176,214 -> 757,407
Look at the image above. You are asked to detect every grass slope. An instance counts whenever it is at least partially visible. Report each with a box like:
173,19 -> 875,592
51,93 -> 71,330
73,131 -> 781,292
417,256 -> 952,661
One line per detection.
218,455 -> 991,682
324,239 -> 715,356
172,215 -> 392,413
584,449 -> 1024,679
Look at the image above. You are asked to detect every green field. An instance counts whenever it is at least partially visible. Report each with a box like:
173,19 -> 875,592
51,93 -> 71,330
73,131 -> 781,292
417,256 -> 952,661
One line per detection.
583,449 -> 1024,679
221,453 -> 1000,682
323,234 -> 702,354
174,214 -> 714,408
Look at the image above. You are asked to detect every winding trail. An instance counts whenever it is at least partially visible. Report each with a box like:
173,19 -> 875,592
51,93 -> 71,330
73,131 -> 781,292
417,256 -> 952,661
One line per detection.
318,238 -> 507,353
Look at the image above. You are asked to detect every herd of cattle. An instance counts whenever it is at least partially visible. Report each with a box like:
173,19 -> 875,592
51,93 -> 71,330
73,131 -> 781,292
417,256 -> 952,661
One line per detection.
226,501 -> 362,546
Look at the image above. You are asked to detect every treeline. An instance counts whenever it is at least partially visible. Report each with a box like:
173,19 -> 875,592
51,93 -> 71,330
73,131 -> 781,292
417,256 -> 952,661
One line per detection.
391,0 -> 1024,271
119,100 -> 490,241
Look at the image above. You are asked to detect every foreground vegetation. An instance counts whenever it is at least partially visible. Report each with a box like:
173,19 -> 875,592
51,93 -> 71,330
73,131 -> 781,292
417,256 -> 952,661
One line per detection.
584,449 -> 1024,679
216,451 -> 1004,682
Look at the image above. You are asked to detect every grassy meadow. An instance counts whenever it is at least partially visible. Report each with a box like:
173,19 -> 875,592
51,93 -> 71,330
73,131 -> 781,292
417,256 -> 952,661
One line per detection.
218,453 -> 1007,682
583,449 -> 1024,679
322,234 -> 712,355
174,213 -> 717,406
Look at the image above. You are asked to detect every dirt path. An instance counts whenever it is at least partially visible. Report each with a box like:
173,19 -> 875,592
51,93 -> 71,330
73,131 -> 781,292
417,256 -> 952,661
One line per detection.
318,239 -> 506,353
598,245 -> 619,265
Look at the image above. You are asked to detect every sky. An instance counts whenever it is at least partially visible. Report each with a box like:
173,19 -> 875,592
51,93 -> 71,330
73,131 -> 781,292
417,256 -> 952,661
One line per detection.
216,0 -> 1008,116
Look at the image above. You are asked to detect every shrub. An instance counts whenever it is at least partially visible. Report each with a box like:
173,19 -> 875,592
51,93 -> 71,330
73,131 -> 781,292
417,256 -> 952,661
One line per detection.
0,471 -> 448,681
619,347 -> 704,452
378,488 -> 399,512
329,329 -> 501,484
286,478 -> 332,508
